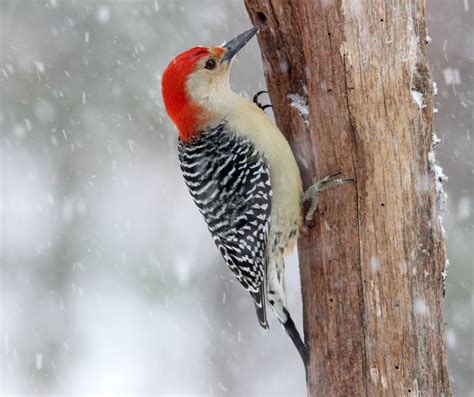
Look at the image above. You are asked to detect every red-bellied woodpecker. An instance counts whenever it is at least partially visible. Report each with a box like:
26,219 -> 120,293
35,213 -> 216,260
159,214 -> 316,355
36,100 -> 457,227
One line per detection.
161,27 -> 349,365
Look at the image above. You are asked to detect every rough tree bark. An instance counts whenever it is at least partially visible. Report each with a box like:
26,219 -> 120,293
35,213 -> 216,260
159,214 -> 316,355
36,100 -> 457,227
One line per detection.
244,1 -> 450,396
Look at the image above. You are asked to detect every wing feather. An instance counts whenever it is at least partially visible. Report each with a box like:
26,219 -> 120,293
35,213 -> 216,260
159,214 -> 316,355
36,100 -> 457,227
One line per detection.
178,123 -> 271,327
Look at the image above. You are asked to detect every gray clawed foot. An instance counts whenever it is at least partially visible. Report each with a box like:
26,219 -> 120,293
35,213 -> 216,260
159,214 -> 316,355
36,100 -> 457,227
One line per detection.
301,172 -> 353,225
253,90 -> 273,112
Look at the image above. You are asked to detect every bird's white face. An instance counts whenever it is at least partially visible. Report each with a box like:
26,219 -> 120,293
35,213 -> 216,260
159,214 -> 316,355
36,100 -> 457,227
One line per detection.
185,48 -> 239,122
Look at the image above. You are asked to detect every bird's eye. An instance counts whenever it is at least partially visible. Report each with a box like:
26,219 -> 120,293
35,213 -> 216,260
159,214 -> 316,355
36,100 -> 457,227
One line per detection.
205,58 -> 217,70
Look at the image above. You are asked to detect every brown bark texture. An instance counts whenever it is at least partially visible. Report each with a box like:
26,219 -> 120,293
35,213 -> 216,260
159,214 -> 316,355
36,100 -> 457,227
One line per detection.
244,1 -> 450,396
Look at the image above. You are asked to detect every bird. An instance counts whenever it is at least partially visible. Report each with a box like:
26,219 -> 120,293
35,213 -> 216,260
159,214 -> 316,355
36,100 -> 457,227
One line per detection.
161,27 -> 348,365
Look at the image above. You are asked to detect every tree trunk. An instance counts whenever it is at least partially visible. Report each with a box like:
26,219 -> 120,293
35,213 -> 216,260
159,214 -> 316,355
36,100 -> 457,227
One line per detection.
244,1 -> 450,396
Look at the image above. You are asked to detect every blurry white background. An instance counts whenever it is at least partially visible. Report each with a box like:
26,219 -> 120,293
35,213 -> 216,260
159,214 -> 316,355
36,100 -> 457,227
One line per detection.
0,0 -> 472,395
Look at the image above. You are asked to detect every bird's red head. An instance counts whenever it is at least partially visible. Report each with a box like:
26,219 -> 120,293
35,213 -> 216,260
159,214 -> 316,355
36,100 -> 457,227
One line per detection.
161,27 -> 259,142
161,46 -> 225,142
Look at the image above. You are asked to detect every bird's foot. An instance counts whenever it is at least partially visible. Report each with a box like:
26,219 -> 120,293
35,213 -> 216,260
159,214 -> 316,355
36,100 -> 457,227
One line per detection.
301,172 -> 353,225
253,90 -> 273,112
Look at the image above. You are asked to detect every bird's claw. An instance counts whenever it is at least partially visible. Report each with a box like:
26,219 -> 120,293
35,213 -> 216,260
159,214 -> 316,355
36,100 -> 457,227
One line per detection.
301,172 -> 353,225
253,90 -> 273,112
253,90 -> 267,104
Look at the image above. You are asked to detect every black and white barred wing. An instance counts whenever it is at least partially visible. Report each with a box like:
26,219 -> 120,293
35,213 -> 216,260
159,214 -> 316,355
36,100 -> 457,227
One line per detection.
178,125 -> 272,325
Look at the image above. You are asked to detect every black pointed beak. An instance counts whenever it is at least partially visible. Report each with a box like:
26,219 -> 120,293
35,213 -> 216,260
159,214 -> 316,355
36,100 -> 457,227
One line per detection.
221,27 -> 259,64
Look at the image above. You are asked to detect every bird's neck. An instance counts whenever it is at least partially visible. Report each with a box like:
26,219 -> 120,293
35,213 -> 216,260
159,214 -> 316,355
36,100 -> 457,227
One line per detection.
179,89 -> 243,142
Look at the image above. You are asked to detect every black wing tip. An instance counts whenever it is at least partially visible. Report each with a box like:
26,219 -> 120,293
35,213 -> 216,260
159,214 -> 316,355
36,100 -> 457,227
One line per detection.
257,316 -> 270,330
251,288 -> 269,330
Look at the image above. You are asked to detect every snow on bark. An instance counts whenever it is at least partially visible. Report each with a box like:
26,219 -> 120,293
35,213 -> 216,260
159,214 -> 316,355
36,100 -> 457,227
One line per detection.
428,133 -> 448,211
288,93 -> 309,125
411,90 -> 425,109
